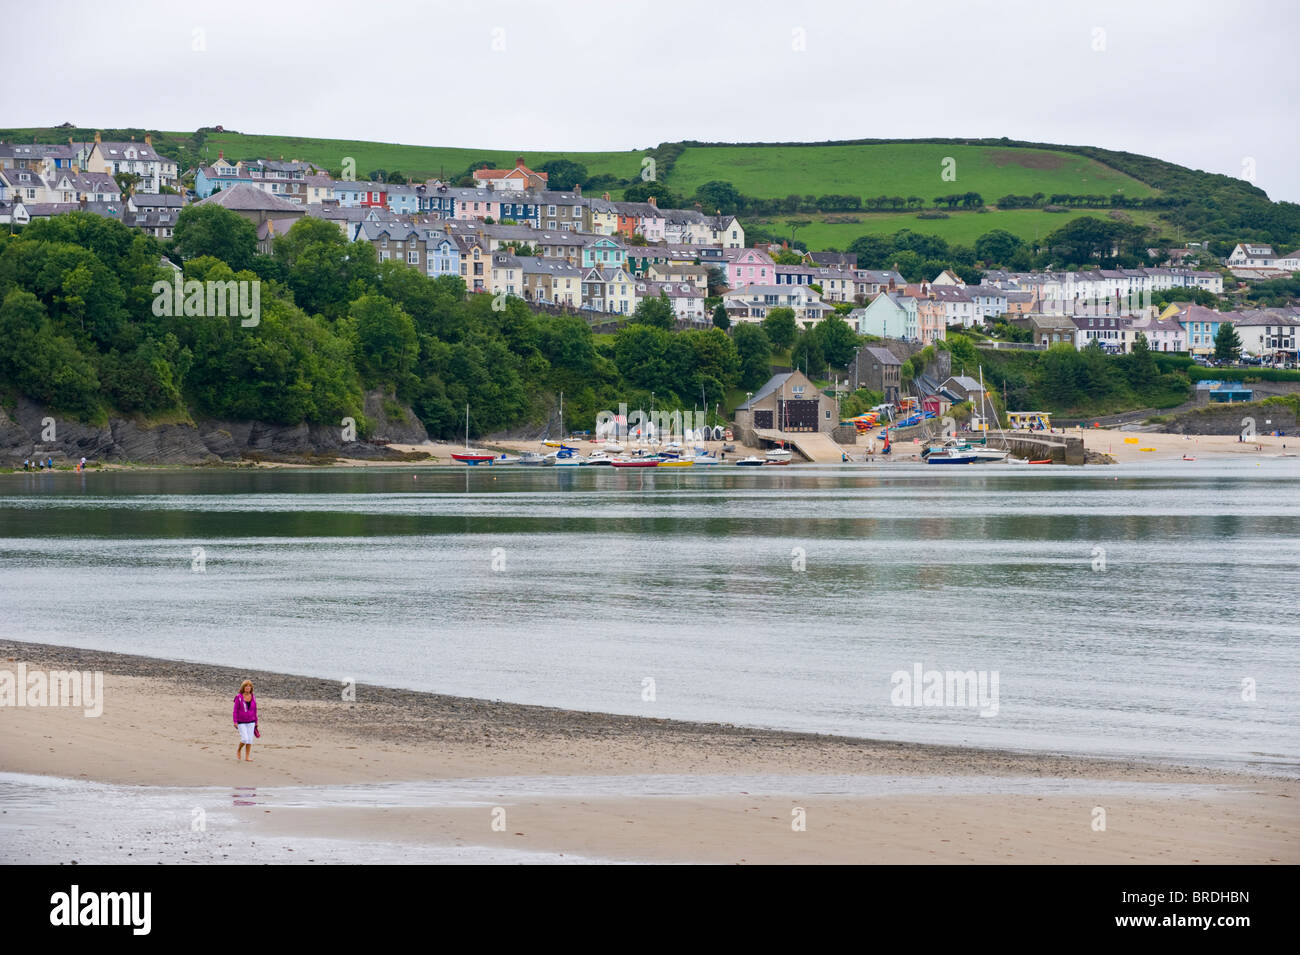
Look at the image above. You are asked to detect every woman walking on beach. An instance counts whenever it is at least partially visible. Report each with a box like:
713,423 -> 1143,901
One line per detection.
233,680 -> 259,761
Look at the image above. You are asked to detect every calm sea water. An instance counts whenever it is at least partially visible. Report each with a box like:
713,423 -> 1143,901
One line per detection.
2,462 -> 1298,773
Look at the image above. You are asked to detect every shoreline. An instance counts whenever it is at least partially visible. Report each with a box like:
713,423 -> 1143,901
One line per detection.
3,428 -> 1298,471
2,640 -> 1296,863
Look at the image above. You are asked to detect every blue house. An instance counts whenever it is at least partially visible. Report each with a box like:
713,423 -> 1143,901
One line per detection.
385,184 -> 420,215
496,194 -> 539,226
581,236 -> 627,270
423,230 -> 460,279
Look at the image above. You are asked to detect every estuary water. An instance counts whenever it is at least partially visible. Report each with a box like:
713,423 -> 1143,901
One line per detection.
2,461 -> 1298,772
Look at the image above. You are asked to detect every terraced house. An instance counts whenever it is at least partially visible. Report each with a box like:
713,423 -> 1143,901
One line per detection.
582,266 -> 637,314
519,257 -> 583,307
539,188 -> 588,231
581,235 -> 627,270
83,134 -> 178,192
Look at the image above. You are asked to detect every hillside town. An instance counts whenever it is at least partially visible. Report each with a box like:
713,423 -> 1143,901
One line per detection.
2,137 -> 1298,369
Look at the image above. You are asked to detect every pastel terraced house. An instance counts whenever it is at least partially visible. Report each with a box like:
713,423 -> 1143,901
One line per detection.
723,285 -> 830,325
334,181 -> 388,208
582,266 -> 637,314
520,256 -> 583,307
851,292 -> 919,341
83,134 -> 178,192
581,236 -> 627,270
726,248 -> 775,289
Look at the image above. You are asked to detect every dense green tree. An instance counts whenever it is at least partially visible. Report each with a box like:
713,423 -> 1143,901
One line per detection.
0,289 -> 101,417
1214,322 -> 1242,363
694,180 -> 742,214
347,294 -> 419,395
974,229 -> 1024,266
630,292 -> 675,329
538,159 -> 587,191
733,323 -> 771,389
712,303 -> 730,330
816,314 -> 860,367
173,204 -> 258,271
762,307 -> 798,350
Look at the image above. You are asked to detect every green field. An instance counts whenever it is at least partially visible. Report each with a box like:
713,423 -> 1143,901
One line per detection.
665,143 -> 1157,201
174,131 -> 645,183
753,208 -> 1165,249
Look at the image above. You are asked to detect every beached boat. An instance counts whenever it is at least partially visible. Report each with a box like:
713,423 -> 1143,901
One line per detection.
611,457 -> 659,468
657,458 -> 694,467
553,452 -> 586,466
1029,458 -> 1053,465
452,405 -> 497,464
1183,454 -> 1197,461
451,452 -> 497,464
586,450 -> 614,466
735,456 -> 765,467
692,453 -> 722,465
765,447 -> 793,463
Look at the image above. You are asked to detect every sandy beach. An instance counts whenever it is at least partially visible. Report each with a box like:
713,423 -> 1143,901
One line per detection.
2,641 -> 1295,864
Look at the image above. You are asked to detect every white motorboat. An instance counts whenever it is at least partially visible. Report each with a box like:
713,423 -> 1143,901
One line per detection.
765,447 -> 793,463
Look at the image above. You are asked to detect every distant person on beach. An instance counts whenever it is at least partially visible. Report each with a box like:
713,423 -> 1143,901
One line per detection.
233,679 -> 258,761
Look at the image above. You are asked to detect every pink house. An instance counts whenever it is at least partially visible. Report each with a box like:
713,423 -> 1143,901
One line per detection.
726,248 -> 774,289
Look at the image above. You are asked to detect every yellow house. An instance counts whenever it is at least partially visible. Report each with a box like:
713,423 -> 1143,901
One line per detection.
589,195 -> 620,236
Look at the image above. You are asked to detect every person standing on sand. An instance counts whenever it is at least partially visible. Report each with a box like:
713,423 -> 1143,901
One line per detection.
233,680 -> 259,761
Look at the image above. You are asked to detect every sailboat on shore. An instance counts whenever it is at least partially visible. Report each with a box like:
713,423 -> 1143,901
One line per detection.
451,405 -> 497,465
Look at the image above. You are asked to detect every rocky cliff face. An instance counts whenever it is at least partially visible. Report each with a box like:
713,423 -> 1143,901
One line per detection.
0,391 -> 428,465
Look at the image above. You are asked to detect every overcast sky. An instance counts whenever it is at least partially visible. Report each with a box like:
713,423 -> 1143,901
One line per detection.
9,0 -> 1298,202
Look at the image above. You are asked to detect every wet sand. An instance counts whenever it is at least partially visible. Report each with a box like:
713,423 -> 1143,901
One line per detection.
2,641 -> 1295,864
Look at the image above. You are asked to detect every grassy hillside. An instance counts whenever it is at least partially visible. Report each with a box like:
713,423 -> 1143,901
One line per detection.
665,143 -> 1157,202
754,208 -> 1165,249
182,131 -> 645,184
12,125 -> 1297,251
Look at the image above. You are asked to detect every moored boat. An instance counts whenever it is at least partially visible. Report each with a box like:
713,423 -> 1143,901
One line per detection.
925,449 -> 980,464
657,458 -> 694,467
735,456 -> 765,467
611,457 -> 659,468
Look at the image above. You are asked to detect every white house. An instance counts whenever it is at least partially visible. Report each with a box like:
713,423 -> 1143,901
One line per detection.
850,292 -> 919,340
1226,243 -> 1276,268
724,284 -> 829,324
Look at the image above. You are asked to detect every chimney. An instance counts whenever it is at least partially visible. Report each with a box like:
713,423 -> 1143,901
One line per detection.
573,184 -> 581,197
516,156 -> 526,168
94,131 -> 101,144
648,196 -> 656,207
145,134 -> 153,146
218,149 -> 224,161
603,192 -> 610,201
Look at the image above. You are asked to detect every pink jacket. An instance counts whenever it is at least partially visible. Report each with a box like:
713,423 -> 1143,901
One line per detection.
233,693 -> 258,725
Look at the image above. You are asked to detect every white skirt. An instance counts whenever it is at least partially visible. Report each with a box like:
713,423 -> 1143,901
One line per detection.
238,723 -> 257,744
